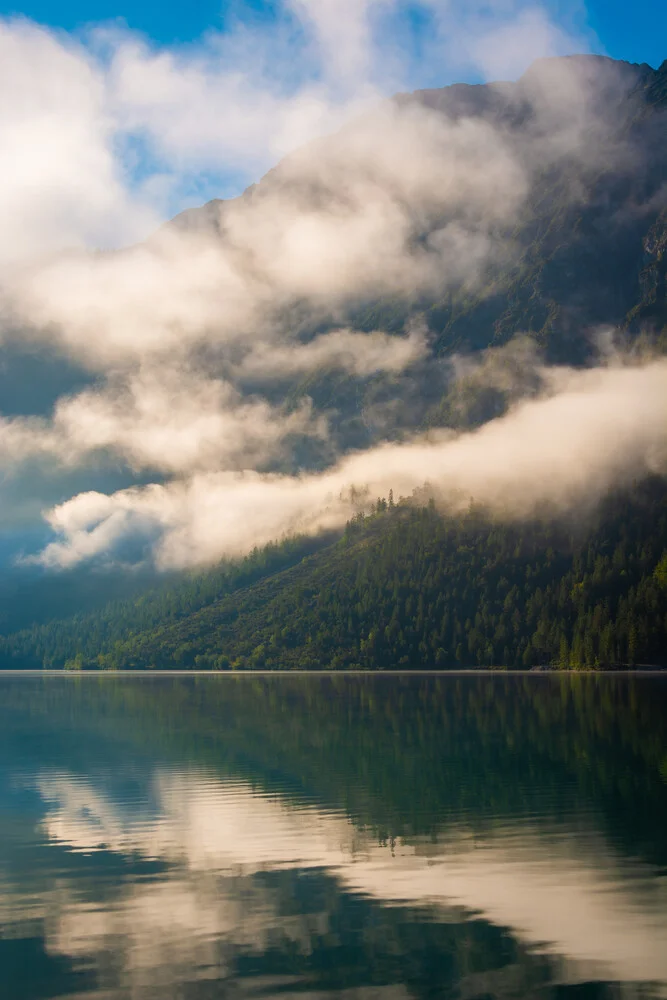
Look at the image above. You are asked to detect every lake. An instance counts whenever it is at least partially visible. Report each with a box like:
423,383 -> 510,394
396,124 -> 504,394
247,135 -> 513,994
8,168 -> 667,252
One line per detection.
0,672 -> 666,1000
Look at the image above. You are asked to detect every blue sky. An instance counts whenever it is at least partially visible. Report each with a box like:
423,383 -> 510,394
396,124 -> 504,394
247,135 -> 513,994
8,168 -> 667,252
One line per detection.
586,0 -> 667,68
1,0 -> 665,71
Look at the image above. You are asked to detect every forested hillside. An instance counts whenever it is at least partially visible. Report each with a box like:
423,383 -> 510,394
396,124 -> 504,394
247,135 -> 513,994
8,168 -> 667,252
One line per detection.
1,479 -> 665,670
0,55 -> 666,663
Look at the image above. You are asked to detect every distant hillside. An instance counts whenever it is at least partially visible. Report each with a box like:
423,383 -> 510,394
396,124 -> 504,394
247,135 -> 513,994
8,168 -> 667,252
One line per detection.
1,55 -> 666,655
167,55 -> 667,455
1,478 -> 665,670
174,56 -> 667,360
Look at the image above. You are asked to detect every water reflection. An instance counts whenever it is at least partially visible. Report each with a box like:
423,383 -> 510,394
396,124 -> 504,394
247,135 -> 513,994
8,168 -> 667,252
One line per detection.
0,673 -> 665,1000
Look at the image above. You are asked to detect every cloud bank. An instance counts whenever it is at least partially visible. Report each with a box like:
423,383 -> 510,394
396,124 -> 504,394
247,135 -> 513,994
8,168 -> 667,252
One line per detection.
0,1 -> 665,569
35,358 -> 667,569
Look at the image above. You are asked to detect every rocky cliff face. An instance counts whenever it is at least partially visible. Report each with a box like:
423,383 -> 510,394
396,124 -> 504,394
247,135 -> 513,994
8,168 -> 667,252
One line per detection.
174,55 -> 667,375
170,55 -> 667,452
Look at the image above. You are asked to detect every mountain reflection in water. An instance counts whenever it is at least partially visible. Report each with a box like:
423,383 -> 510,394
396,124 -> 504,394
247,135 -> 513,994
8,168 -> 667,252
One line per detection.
0,673 -> 665,1000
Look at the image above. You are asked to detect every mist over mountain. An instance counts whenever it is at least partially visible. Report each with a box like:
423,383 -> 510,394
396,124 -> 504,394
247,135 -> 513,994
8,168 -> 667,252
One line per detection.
173,53 -> 667,366
0,49 -> 666,655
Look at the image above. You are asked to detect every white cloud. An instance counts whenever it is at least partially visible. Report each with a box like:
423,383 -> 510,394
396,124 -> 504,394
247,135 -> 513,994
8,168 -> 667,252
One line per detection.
51,369 -> 324,473
447,4 -> 585,81
5,95 -> 532,370
0,19 -> 157,264
33,358 -> 667,570
239,326 -> 429,377
0,330 -> 430,479
419,0 -> 593,82
287,0 -> 390,87
0,0 -> 592,265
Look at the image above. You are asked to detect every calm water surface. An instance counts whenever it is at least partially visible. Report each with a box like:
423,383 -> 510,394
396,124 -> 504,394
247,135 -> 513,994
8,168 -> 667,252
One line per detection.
0,673 -> 666,1000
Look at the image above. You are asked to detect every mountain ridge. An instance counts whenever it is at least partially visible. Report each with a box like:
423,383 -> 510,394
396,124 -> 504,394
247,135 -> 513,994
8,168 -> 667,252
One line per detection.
170,53 -> 667,385
2,477 -> 666,670
0,53 -> 666,659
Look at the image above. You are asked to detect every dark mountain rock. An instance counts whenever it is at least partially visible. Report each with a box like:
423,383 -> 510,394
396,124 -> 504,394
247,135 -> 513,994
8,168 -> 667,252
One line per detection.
173,55 -> 667,368
150,56 -> 667,468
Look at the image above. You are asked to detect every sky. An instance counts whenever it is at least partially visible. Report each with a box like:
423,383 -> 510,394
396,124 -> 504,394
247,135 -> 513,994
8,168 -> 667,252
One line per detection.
0,0 -> 666,572
0,0 -> 665,71
0,0 -> 662,213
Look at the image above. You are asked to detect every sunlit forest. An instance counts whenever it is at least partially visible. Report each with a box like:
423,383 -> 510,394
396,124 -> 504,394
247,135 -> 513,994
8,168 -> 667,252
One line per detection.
1,478 -> 665,671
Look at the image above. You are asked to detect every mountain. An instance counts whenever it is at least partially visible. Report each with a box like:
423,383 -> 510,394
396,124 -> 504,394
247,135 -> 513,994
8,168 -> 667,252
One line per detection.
0,54 -> 666,666
1,477 -> 666,670
163,54 -> 667,457
175,54 -> 667,353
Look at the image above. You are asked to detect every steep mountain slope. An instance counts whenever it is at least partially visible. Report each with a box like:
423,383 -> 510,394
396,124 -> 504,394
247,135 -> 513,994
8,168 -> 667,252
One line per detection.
1,55 -> 666,652
174,55 -> 667,357
168,55 -> 667,454
365,57 -> 667,359
2,479 -> 666,670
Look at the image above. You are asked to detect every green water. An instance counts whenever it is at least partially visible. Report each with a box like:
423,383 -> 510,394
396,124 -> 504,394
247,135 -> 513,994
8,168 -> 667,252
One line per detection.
0,673 -> 666,1000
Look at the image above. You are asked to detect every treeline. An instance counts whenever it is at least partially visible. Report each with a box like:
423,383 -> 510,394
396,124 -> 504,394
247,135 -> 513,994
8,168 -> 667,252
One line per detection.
1,479 -> 666,671
0,532 -> 330,669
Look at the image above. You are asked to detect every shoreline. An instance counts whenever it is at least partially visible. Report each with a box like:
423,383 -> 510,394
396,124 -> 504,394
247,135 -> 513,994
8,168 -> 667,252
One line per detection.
1,668 -> 665,677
